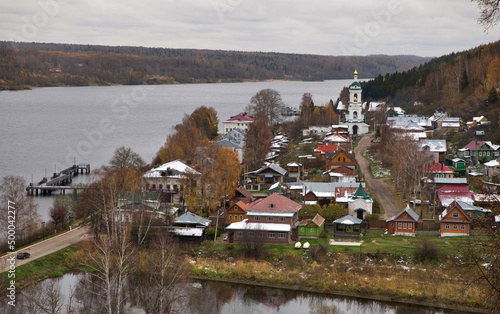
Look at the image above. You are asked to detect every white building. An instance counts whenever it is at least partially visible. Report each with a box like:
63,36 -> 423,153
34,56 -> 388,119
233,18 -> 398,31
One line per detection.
342,70 -> 369,135
223,112 -> 254,134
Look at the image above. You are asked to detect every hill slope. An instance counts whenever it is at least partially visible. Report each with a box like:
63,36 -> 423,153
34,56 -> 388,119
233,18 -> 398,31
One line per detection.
0,41 -> 429,90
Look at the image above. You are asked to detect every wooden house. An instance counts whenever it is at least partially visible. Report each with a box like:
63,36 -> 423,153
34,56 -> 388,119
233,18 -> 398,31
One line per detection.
252,163 -> 287,189
333,215 -> 363,239
439,200 -> 472,236
386,205 -> 419,236
325,149 -> 356,173
225,201 -> 249,225
297,214 -> 325,238
225,193 -> 301,244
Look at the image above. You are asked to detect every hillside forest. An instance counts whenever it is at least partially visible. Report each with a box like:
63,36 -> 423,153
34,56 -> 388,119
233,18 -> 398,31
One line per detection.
0,41 -> 429,90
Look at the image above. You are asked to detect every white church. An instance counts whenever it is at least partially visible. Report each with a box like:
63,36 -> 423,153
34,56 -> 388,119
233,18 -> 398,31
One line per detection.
342,70 -> 370,135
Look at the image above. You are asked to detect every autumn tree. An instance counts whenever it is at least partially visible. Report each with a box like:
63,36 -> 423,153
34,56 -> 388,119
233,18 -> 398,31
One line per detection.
300,92 -> 314,127
158,107 -> 215,164
0,175 -> 42,244
108,146 -> 146,171
244,119 -> 273,170
187,106 -> 219,140
247,89 -> 285,127
183,143 -> 240,216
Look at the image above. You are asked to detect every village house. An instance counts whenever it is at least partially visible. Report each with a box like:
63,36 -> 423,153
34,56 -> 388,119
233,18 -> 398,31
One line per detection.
439,200 -> 472,236
314,133 -> 351,159
225,193 -> 301,244
297,214 -> 325,238
423,162 -> 454,179
453,200 -> 492,220
286,162 -> 304,181
225,200 -> 250,225
440,117 -> 461,133
466,116 -> 488,128
484,157 -> 500,179
420,139 -> 447,163
436,183 -> 475,208
457,141 -> 500,163
251,163 -> 287,189
143,160 -> 200,204
386,205 -> 419,236
333,215 -> 364,239
324,149 -> 356,175
222,112 -> 254,134
229,186 -> 254,204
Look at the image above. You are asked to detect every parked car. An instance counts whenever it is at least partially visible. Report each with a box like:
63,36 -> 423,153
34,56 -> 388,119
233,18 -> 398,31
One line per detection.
16,252 -> 30,259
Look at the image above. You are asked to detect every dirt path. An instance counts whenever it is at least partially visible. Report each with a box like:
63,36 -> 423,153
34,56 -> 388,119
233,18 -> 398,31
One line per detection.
354,134 -> 401,219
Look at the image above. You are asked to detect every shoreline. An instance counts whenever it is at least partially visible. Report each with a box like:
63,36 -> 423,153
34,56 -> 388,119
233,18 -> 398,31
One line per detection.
191,275 -> 488,313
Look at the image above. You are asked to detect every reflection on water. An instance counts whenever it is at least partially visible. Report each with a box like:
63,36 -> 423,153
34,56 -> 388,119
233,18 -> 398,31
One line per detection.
1,273 -> 459,314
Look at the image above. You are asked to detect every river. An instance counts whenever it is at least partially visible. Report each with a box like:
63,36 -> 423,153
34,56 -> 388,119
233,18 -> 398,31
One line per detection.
0,273 -> 457,314
0,79 -> 354,220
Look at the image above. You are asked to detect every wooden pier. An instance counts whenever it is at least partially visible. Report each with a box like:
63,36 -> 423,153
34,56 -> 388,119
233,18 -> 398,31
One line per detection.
26,164 -> 90,196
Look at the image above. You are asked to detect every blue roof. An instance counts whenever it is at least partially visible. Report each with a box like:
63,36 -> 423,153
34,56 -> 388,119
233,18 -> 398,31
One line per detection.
386,205 -> 419,222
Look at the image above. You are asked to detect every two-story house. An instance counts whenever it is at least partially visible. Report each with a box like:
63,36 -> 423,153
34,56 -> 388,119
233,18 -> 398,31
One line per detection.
324,149 -> 356,176
439,200 -> 472,236
225,193 -> 301,244
457,141 -> 500,163
143,160 -> 200,204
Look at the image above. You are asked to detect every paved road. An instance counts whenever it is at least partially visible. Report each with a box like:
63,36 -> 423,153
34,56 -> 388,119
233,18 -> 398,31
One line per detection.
354,134 -> 401,219
1,225 -> 90,273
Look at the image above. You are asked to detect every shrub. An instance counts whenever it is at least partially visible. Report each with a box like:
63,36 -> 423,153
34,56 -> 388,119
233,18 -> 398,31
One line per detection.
415,238 -> 440,261
309,243 -> 328,262
205,226 -> 222,240
319,229 -> 330,238
364,214 -> 379,221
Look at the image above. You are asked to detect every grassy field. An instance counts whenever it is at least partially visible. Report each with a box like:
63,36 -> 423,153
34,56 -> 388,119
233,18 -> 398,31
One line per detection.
0,244 -> 84,296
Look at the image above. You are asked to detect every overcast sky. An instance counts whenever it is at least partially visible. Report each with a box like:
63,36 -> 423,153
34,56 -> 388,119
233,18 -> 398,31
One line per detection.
0,0 -> 498,57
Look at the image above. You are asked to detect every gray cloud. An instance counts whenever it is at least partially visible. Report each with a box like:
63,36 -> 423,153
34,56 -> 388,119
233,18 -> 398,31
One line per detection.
0,0 -> 498,57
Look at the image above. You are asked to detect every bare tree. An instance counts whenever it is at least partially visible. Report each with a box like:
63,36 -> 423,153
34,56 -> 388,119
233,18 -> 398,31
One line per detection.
0,175 -> 42,243
472,0 -> 500,30
19,279 -> 64,314
247,89 -> 285,127
108,146 -> 146,171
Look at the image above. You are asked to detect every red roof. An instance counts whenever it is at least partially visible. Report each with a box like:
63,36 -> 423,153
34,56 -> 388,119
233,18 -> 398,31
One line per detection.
463,141 -> 486,150
436,184 -> 475,204
423,162 -> 454,173
247,193 -> 301,213
224,112 -> 254,123
335,186 -> 359,198
315,143 -> 339,154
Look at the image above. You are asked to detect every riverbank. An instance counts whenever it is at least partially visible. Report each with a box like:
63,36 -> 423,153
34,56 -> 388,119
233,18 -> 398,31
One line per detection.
0,239 -> 491,312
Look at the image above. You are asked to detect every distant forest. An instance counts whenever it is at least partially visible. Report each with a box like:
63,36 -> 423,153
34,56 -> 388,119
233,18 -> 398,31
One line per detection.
361,40 -> 500,120
0,41 -> 430,90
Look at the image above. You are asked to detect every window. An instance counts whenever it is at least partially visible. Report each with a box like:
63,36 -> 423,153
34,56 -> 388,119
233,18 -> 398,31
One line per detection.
310,228 -> 314,233
398,223 -> 402,230
452,212 -> 459,219
300,228 -> 304,232
229,215 -> 232,221
267,216 -> 273,222
279,217 -> 286,222
249,232 -> 255,238
403,213 -> 407,218
445,224 -> 450,230
268,232 -> 275,239
403,223 -> 407,230
390,223 -> 394,228
159,184 -> 163,189
460,224 -> 466,231
236,231 -> 243,238
453,224 -> 458,230
240,215 -> 243,221
258,232 -> 263,238
278,233 -> 286,239
254,216 -> 261,221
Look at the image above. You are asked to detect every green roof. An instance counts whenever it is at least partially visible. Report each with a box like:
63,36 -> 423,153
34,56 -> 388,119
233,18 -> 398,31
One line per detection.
350,81 -> 361,89
352,183 -> 371,200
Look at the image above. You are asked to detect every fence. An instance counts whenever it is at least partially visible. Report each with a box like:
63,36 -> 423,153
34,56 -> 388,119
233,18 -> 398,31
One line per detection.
415,230 -> 440,237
